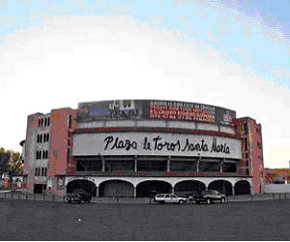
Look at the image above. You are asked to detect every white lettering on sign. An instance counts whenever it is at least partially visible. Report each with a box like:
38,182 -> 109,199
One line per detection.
73,133 -> 241,159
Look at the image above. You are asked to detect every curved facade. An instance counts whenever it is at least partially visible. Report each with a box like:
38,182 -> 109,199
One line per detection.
21,100 -> 264,197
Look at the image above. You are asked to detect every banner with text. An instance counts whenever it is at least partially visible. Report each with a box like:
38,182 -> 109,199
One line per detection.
76,100 -> 236,126
73,132 -> 241,159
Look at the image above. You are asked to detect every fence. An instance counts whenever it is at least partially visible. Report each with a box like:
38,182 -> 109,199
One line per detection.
0,191 -> 65,203
1,191 -> 290,204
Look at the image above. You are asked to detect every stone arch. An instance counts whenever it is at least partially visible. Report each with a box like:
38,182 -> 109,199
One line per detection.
234,180 -> 251,195
99,179 -> 134,197
174,180 -> 206,196
66,179 -> 97,196
208,180 -> 233,196
136,180 -> 172,198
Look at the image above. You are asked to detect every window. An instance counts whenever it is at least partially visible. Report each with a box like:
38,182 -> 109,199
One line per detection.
42,150 -> 48,159
222,163 -> 237,173
36,151 -> 41,160
44,168 -> 47,176
58,177 -> 64,186
37,135 -> 39,143
244,123 -> 248,135
67,148 -> 71,162
47,117 -> 50,126
244,138 -> 248,151
44,118 -> 47,126
138,159 -> 167,172
43,133 -> 49,142
199,159 -> 221,172
41,167 -> 44,176
68,115 -> 72,128
35,167 -> 41,176
76,159 -> 102,172
170,160 -> 197,172
105,160 -> 134,172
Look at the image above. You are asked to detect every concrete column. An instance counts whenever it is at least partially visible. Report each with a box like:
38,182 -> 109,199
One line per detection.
167,156 -> 171,172
101,156 -> 105,172
134,155 -> 137,172
96,186 -> 99,197
197,156 -> 201,173
171,186 -> 174,194
232,185 -> 235,196
133,186 -> 137,198
205,185 -> 208,191
220,158 -> 225,173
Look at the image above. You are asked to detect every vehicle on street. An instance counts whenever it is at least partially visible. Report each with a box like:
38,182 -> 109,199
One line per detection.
154,193 -> 187,204
66,189 -> 92,204
194,190 -> 227,204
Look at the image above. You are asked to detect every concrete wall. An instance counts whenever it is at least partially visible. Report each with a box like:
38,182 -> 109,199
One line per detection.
263,184 -> 290,193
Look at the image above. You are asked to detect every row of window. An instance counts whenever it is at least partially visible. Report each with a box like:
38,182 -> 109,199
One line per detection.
36,150 -> 49,160
37,133 -> 50,143
38,117 -> 50,127
75,159 -> 238,173
35,167 -> 48,177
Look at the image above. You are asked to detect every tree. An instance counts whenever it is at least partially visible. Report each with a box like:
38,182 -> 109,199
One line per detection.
0,147 -> 23,187
0,147 -> 10,177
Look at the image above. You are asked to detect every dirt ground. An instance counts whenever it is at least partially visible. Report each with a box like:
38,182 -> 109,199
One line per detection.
0,198 -> 289,240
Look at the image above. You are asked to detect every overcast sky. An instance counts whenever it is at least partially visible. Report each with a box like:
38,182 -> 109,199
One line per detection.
0,0 -> 289,168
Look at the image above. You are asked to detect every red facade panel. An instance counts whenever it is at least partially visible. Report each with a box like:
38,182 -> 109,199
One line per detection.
48,108 -> 77,177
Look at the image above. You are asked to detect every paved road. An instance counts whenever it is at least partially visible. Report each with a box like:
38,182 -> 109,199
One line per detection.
0,199 -> 289,240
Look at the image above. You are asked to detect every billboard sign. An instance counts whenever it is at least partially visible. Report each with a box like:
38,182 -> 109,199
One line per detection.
77,100 -> 236,126
73,132 -> 242,159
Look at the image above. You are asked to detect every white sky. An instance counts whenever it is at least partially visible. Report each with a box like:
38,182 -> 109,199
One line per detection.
0,15 -> 289,168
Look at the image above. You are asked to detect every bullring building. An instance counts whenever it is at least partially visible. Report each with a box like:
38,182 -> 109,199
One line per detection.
20,100 -> 264,197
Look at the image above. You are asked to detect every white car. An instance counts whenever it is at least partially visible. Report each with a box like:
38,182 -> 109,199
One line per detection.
154,194 -> 187,204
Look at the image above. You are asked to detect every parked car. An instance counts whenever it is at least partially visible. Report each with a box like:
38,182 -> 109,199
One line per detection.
66,189 -> 92,204
154,193 -> 187,204
194,190 -> 227,204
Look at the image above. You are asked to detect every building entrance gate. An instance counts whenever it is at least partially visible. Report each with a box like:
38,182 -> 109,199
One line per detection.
66,179 -> 97,196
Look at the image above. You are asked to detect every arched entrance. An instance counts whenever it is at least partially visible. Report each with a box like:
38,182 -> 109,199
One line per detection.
67,179 -> 97,196
234,180 -> 251,195
99,180 -> 134,197
208,180 -> 233,196
174,180 -> 206,196
136,180 -> 172,197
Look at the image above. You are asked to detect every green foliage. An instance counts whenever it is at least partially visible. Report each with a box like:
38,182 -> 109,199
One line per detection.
0,147 -> 23,176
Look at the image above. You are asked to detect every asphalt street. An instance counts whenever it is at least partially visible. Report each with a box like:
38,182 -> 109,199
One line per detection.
0,198 -> 289,240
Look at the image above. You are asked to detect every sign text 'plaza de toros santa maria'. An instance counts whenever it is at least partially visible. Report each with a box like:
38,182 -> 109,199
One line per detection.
20,100 -> 264,197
